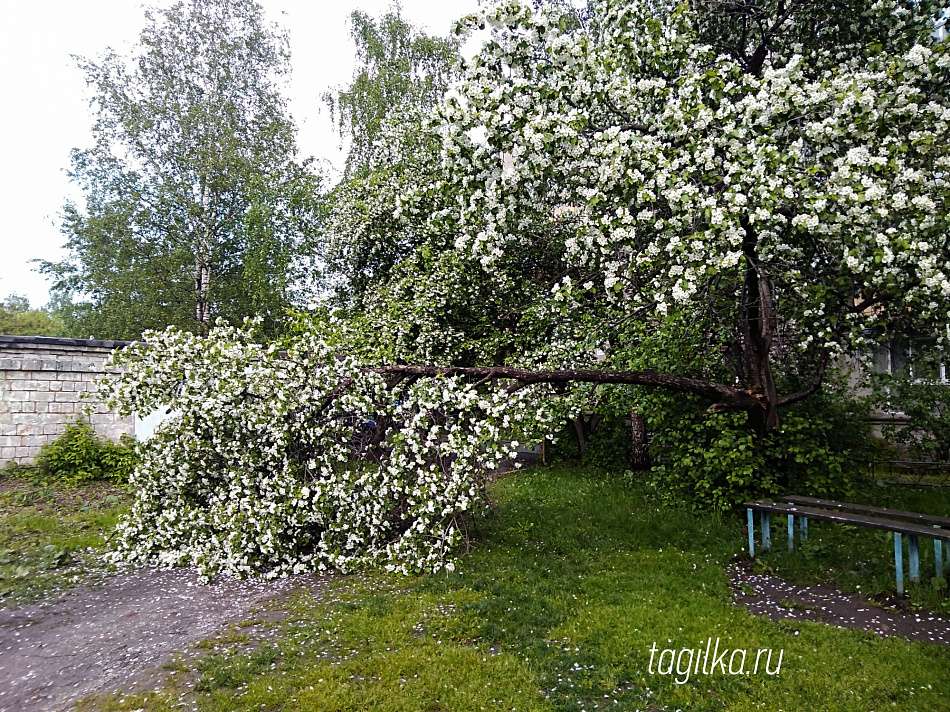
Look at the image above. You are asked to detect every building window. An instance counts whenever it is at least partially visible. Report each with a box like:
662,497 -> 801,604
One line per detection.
871,337 -> 947,382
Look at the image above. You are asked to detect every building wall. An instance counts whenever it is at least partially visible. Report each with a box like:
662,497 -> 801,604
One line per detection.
0,336 -> 133,467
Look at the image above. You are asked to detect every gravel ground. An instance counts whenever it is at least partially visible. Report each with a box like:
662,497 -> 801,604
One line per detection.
0,567 -> 334,712
729,563 -> 950,645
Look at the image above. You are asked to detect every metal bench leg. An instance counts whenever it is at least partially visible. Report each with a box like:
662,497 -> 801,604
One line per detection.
909,535 -> 919,584
895,533 -> 904,596
800,516 -> 808,540
935,538 -> 944,580
761,511 -> 771,552
747,509 -> 755,556
787,514 -> 795,551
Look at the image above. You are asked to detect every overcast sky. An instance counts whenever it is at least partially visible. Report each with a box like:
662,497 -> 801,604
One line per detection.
0,0 -> 484,307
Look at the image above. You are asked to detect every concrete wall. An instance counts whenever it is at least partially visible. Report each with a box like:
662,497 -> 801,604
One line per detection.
0,335 -> 133,467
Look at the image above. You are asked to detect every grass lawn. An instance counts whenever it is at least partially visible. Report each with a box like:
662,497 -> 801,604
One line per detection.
85,463 -> 950,712
0,471 -> 130,607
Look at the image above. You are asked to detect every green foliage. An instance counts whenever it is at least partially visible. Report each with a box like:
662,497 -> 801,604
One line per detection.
0,294 -> 63,336
322,7 -> 461,176
873,353 -> 950,462
581,419 -> 631,471
36,421 -> 137,487
646,404 -> 771,511
644,384 -> 870,510
576,309 -> 873,509
768,392 -> 871,496
547,417 -> 632,471
39,0 -> 323,340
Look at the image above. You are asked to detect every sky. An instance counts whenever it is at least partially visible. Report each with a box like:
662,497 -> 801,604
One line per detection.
0,0 -> 484,308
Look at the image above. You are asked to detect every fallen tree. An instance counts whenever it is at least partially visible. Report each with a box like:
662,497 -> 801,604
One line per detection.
99,0 -> 950,577
97,320 -> 831,578
100,323 -> 562,579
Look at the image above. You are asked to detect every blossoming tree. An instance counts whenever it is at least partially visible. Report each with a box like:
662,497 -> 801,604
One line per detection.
104,0 -> 950,576
424,0 -> 950,435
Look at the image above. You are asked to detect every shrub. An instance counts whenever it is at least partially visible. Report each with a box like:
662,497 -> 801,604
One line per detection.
582,419 -> 631,471
642,381 -> 870,511
874,375 -> 950,463
35,421 -> 137,486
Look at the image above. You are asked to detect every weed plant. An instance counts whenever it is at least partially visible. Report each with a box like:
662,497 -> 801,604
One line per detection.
0,477 -> 130,607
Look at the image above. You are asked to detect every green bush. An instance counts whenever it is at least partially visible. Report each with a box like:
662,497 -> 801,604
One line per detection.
582,419 -> 631,471
36,421 -> 137,486
545,415 -> 631,471
642,382 -> 870,511
874,375 -> 950,463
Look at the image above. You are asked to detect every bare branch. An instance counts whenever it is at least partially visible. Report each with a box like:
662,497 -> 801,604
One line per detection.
776,352 -> 831,407
373,364 -> 769,411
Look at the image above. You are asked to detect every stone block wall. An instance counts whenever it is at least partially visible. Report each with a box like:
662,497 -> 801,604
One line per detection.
0,335 -> 133,467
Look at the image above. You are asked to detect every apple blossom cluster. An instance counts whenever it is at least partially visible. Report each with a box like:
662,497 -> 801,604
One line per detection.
325,105 -> 583,368
96,322 -> 553,579
435,0 -> 950,357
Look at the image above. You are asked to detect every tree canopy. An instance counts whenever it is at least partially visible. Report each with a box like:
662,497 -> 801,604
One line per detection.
357,0 -> 950,431
40,0 -> 323,340
315,0 -> 950,506
0,295 -> 63,337
322,6 -> 462,177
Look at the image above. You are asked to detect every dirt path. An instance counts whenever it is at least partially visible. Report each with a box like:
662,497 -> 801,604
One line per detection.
729,563 -> 950,645
0,567 -> 334,712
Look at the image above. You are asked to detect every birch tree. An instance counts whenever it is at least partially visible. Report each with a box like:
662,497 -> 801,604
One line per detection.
41,0 -> 322,339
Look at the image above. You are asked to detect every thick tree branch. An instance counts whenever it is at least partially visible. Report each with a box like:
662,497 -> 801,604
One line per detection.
373,364 -> 768,411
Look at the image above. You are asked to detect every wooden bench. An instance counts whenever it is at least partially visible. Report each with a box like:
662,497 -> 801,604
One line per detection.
745,497 -> 950,596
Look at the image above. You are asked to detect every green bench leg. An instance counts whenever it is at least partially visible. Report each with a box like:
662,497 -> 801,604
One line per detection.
747,509 -> 754,556
895,533 -> 904,596
800,516 -> 808,540
761,511 -> 771,552
909,535 -> 920,584
935,537 -> 944,580
787,514 -> 795,551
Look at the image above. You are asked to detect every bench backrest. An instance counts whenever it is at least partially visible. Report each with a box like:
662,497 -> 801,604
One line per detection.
785,495 -> 950,528
746,501 -> 950,541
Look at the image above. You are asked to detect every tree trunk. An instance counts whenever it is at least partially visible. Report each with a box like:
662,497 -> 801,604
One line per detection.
195,256 -> 211,329
740,218 -> 779,436
571,412 -> 603,458
572,417 -> 587,457
629,410 -> 651,470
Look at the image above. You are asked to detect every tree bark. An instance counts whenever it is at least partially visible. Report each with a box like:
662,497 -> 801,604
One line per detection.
195,256 -> 211,329
740,217 -> 780,435
629,410 -> 651,470
573,417 -> 587,457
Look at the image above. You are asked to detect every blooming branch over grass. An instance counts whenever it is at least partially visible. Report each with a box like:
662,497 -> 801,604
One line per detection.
97,322 -> 554,580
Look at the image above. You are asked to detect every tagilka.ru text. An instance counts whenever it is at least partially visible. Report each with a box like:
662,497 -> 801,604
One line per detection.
649,638 -> 784,685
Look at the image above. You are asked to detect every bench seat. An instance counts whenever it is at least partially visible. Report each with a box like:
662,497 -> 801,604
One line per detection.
745,499 -> 950,595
